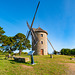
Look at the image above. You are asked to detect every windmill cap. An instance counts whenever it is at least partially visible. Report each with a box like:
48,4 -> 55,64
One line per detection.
33,27 -> 48,35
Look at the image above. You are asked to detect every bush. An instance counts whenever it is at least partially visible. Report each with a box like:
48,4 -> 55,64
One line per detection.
24,52 -> 28,54
53,50 -> 58,55
13,53 -> 19,56
21,52 -> 25,54
60,48 -> 75,55
71,49 -> 75,55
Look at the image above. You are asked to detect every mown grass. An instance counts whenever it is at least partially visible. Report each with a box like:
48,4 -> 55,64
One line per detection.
0,55 -> 75,75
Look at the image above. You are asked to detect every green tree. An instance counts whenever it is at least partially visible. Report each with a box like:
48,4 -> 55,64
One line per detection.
0,27 -> 5,49
0,27 -> 5,38
60,48 -> 71,55
1,36 -> 16,54
14,33 -> 31,55
0,50 -> 3,54
53,50 -> 58,55
71,49 -> 75,55
1,35 -> 8,45
60,49 -> 65,55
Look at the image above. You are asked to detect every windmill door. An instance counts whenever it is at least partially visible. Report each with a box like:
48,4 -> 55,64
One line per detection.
41,49 -> 44,55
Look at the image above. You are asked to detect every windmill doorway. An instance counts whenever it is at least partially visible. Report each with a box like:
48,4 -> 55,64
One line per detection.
41,49 -> 44,55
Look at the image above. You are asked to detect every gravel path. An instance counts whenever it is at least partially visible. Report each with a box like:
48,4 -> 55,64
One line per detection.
66,63 -> 75,75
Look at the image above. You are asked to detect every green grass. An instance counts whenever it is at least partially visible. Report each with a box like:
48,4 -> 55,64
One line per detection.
0,55 -> 75,75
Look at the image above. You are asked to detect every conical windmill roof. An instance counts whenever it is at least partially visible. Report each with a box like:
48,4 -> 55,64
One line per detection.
33,27 -> 48,35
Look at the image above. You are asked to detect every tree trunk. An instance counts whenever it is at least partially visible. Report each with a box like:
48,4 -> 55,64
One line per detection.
19,50 -> 21,56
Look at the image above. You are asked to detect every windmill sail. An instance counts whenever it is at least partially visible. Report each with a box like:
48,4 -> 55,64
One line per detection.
26,1 -> 40,40
27,21 -> 38,46
47,38 -> 55,50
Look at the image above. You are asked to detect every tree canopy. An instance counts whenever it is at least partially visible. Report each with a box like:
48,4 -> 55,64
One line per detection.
60,48 -> 75,55
0,27 -> 5,37
0,27 -> 5,43
0,27 -> 5,49
1,33 -> 31,55
13,33 -> 31,55
0,26 -> 31,55
53,50 -> 58,55
2,36 -> 16,53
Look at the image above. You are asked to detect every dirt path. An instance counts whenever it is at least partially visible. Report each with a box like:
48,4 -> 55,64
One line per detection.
21,65 -> 33,69
59,62 -> 75,75
65,63 -> 75,75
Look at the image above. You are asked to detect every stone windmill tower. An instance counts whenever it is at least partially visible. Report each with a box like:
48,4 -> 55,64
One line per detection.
32,27 -> 48,55
26,1 -> 55,55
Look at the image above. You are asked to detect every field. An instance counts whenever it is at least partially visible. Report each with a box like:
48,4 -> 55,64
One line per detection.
0,55 -> 75,75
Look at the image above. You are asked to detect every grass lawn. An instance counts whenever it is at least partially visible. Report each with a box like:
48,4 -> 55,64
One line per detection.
0,55 -> 75,75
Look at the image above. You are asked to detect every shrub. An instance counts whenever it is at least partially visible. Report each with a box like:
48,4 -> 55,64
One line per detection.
53,50 -> 58,55
60,48 -> 75,55
24,52 -> 28,54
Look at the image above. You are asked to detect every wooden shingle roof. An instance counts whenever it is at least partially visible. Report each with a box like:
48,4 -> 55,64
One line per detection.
33,27 -> 48,35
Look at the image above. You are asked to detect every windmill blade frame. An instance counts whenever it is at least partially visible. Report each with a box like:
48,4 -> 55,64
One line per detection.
26,1 -> 40,40
31,1 -> 40,28
47,38 -> 55,51
26,21 -> 39,46
27,21 -> 38,40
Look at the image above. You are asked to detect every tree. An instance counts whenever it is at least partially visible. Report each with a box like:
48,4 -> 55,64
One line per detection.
71,49 -> 75,55
53,50 -> 58,55
60,49 -> 65,55
60,48 -> 71,55
1,35 -> 8,45
14,33 -> 31,55
0,27 -> 5,38
0,50 -> 3,54
1,36 -> 16,53
0,27 -> 5,49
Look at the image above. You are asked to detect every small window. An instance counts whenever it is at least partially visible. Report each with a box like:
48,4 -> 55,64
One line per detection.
41,34 -> 43,37
41,41 -> 43,44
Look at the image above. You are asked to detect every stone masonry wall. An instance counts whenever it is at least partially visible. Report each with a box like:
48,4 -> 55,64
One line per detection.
32,32 -> 48,55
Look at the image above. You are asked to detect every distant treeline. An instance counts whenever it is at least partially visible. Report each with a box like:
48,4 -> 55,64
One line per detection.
60,49 -> 75,55
53,49 -> 75,55
0,50 -> 28,55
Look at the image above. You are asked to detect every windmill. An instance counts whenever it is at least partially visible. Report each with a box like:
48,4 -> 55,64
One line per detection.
26,1 -> 40,46
26,1 -> 55,55
47,38 -> 55,52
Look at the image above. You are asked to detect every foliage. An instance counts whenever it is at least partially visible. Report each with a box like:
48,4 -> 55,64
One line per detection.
60,48 -> 75,55
53,50 -> 58,55
24,52 -> 28,54
0,27 -> 5,38
13,33 -> 31,55
0,50 -> 3,54
1,36 -> 16,53
0,27 -> 5,49
0,27 -> 15,53
21,52 -> 25,54
12,53 -> 19,56
1,35 -> 8,45
0,28 -> 31,55
71,49 -> 75,55
1,51 -> 9,55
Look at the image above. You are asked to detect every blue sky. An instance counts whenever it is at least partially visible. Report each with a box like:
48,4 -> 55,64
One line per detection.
0,0 -> 75,53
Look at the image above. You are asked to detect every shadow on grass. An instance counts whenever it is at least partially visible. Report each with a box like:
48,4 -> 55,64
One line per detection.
0,59 -> 3,60
9,60 -> 30,64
